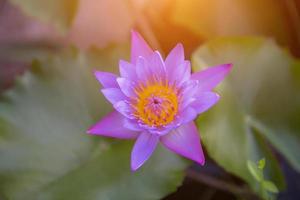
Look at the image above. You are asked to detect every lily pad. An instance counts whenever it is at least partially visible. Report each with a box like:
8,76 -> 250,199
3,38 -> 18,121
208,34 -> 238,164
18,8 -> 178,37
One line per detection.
192,37 -> 300,192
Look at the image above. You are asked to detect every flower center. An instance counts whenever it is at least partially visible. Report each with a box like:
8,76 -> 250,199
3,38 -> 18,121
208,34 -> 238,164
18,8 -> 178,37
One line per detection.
132,82 -> 178,127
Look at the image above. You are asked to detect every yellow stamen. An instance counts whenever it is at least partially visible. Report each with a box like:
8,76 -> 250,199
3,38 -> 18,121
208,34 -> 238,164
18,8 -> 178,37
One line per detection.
132,82 -> 178,127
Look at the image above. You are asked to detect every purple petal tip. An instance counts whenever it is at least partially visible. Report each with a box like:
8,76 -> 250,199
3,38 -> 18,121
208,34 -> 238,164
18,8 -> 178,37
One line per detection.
130,164 -> 140,171
86,127 -> 94,135
222,63 -> 233,77
86,123 -> 99,135
131,29 -> 138,36
131,30 -> 143,42
130,157 -> 145,171
195,156 -> 205,166
176,43 -> 184,49
93,70 -> 100,78
188,151 -> 205,166
93,70 -> 101,75
224,63 -> 233,70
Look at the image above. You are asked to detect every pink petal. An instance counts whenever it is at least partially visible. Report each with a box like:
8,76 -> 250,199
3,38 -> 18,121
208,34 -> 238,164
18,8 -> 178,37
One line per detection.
165,43 -> 185,82
149,51 -> 166,79
113,100 -> 134,119
117,78 -> 136,97
180,61 -> 192,84
124,119 -> 143,131
94,71 -> 118,88
165,43 -> 184,69
101,88 -> 127,105
131,132 -> 159,171
191,63 -> 232,92
87,111 -> 138,139
180,80 -> 198,104
190,92 -> 220,114
130,30 -> 153,64
179,82 -> 197,110
160,122 -> 205,165
177,107 -> 197,125
119,60 -> 137,80
135,56 -> 151,82
168,61 -> 191,85
180,97 -> 196,111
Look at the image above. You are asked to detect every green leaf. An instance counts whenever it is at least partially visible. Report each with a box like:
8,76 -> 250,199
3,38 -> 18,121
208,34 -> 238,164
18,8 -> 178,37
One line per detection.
0,47 -> 187,199
247,160 -> 263,182
192,37 -> 294,192
0,45 -> 52,63
262,181 -> 279,193
258,158 -> 266,170
9,0 -> 78,33
248,117 -> 300,173
192,38 -> 300,174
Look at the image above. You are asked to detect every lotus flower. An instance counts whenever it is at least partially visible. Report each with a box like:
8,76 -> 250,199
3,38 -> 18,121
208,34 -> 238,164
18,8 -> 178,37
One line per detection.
87,30 -> 232,171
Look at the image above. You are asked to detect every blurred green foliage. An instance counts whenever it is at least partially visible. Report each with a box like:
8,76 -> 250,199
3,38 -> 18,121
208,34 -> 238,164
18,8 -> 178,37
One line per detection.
192,37 -> 300,196
9,0 -> 78,33
247,158 -> 279,199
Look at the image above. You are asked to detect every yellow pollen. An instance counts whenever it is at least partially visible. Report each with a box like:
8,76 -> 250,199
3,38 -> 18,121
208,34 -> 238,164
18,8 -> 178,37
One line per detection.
132,82 -> 178,127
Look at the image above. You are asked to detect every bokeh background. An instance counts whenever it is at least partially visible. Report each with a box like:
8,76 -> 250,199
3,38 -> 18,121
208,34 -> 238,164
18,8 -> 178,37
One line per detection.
0,0 -> 300,199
